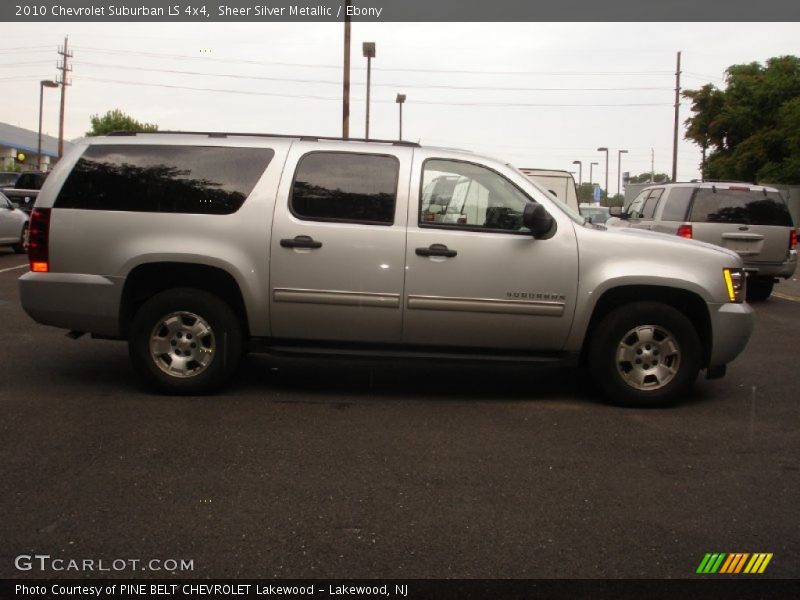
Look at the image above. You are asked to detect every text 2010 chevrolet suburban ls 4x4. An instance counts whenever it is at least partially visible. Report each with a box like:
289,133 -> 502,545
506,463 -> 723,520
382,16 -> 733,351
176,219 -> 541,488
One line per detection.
19,132 -> 754,406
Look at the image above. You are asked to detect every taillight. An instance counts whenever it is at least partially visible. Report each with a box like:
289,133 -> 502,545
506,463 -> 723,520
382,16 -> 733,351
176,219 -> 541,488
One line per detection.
677,224 -> 693,239
791,229 -> 798,250
28,208 -> 51,273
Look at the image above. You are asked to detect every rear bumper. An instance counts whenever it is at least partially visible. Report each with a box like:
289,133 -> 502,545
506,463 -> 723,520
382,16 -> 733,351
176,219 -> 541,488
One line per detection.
707,302 -> 755,368
744,251 -> 797,279
18,271 -> 124,337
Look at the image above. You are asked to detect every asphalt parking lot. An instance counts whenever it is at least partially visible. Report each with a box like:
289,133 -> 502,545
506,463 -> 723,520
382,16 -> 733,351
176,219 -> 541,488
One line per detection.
1,248 -> 798,579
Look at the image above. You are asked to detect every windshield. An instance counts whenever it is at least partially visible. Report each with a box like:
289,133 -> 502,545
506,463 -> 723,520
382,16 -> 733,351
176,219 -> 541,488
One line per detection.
509,164 -> 585,224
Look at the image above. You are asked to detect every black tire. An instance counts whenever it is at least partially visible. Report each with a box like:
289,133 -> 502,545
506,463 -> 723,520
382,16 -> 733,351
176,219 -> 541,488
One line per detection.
587,302 -> 701,408
128,288 -> 243,395
746,277 -> 773,302
12,223 -> 28,254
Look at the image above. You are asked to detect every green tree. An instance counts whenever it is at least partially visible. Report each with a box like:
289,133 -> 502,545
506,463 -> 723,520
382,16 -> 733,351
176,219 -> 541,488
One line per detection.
86,109 -> 158,136
577,182 -> 596,202
626,172 -> 670,184
683,55 -> 800,184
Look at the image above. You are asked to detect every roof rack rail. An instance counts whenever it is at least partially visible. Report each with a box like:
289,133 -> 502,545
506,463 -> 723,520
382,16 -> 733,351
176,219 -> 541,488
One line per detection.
106,130 -> 420,147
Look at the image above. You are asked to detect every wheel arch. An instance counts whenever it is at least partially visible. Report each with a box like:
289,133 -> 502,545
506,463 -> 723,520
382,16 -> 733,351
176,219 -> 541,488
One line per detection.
580,285 -> 712,368
120,262 -> 249,339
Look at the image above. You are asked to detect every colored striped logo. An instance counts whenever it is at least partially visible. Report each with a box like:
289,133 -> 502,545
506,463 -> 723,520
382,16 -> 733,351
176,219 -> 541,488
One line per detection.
696,553 -> 773,574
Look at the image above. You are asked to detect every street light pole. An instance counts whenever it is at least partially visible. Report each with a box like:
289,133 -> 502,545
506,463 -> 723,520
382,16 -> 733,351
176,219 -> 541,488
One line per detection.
38,80 -> 59,171
395,93 -> 406,140
617,149 -> 628,197
589,162 -> 598,185
342,2 -> 351,138
597,147 -> 609,203
362,42 -> 375,139
572,160 -> 582,187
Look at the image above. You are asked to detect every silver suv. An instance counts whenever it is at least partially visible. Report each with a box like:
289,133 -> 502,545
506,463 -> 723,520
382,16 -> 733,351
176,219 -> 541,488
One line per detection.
608,182 -> 797,300
19,132 -> 755,407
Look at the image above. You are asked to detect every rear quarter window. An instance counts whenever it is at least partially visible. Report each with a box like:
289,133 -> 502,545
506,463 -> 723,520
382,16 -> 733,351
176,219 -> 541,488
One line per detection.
54,145 -> 274,214
689,189 -> 792,226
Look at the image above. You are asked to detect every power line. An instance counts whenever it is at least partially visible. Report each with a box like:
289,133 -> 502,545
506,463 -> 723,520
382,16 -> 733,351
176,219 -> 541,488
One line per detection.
73,46 -> 674,77
73,60 -> 673,92
0,47 -> 52,55
0,60 -> 54,67
78,75 -> 672,107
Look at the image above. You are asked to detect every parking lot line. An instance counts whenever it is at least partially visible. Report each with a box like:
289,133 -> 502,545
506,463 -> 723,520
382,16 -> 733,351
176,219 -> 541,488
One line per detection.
0,264 -> 28,274
773,291 -> 800,303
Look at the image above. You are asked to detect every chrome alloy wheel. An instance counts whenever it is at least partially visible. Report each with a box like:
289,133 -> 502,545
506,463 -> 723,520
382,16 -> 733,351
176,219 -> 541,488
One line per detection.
615,324 -> 681,391
149,311 -> 215,378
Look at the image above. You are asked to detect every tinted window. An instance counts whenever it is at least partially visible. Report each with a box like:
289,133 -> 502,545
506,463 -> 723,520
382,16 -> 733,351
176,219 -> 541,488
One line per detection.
421,159 -> 533,233
660,188 -> 693,221
0,173 -> 21,187
290,152 -> 398,224
626,190 -> 649,218
16,172 -> 46,189
689,188 -> 792,226
55,145 -> 273,214
642,188 -> 663,219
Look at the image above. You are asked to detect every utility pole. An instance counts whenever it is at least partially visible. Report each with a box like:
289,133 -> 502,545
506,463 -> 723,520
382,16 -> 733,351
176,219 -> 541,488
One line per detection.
671,51 -> 681,183
651,148 -> 655,183
362,42 -> 375,139
56,36 -> 72,159
342,1 -> 351,138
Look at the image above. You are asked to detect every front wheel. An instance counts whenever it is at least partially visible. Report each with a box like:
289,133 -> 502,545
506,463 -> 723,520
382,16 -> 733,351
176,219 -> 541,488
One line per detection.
587,302 -> 701,407
128,288 -> 243,395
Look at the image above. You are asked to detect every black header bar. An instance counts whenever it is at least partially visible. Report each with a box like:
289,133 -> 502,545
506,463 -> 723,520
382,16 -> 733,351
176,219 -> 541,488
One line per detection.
3,0 -> 799,22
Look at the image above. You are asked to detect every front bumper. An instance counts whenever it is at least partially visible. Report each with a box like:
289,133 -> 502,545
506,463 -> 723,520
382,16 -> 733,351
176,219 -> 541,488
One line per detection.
707,301 -> 755,368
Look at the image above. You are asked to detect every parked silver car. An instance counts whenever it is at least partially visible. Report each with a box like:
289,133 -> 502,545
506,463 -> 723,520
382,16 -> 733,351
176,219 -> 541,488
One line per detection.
19,133 -> 754,406
0,191 -> 28,253
608,182 -> 797,300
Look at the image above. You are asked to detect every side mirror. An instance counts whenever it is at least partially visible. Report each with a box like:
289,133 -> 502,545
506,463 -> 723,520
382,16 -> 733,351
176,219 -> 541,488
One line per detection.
523,202 -> 555,239
609,206 -> 624,218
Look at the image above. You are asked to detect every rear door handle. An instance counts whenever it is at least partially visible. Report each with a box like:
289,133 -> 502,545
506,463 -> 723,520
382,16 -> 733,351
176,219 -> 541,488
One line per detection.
280,235 -> 322,249
416,243 -> 457,258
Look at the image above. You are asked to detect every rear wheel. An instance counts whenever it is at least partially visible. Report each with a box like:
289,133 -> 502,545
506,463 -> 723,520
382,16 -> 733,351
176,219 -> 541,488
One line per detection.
588,302 -> 701,407
746,277 -> 773,302
128,288 -> 242,394
12,223 -> 28,254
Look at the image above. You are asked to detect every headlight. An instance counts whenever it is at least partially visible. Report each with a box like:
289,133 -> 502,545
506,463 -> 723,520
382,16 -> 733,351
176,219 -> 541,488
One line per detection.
723,268 -> 745,303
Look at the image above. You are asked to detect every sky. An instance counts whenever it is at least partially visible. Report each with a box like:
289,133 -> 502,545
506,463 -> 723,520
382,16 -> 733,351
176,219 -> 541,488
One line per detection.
1,21 -> 798,191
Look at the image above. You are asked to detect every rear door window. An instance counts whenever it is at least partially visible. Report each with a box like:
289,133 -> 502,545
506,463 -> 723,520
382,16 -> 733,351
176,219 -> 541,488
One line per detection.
689,188 -> 792,226
55,145 -> 274,214
642,188 -> 663,218
290,152 -> 398,225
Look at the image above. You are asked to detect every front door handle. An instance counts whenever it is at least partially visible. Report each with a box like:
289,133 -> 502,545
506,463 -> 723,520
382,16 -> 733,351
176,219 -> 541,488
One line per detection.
280,235 -> 322,249
416,243 -> 457,258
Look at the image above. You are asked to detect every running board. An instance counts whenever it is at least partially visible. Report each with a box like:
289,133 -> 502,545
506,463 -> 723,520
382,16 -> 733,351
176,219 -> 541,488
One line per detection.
250,339 -> 577,367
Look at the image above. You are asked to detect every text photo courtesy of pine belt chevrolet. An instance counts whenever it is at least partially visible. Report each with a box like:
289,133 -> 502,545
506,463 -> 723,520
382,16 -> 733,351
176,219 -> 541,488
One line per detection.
19,132 -> 755,407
